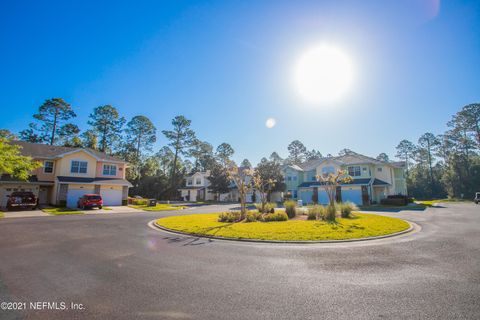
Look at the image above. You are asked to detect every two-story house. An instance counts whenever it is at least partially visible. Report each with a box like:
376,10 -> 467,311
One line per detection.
179,169 -> 282,203
283,153 -> 407,206
0,141 -> 132,208
179,171 -> 218,201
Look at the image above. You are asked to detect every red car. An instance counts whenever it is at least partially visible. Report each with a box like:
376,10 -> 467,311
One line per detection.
77,194 -> 103,210
6,191 -> 38,211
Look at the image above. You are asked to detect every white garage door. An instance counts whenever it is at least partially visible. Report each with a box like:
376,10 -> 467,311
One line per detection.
67,187 -> 95,208
100,188 -> 123,206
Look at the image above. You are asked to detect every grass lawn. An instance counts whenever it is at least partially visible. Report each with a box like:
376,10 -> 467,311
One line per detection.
415,198 -> 471,206
42,207 -> 83,215
0,211 -> 3,219
129,204 -> 185,211
359,204 -> 427,211
155,212 -> 410,241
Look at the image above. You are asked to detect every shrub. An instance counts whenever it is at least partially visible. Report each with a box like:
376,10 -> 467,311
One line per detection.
218,211 -> 242,222
339,202 -> 358,218
263,212 -> 288,222
255,202 -> 276,213
325,205 -> 337,222
284,200 -> 297,219
380,198 -> 407,206
131,198 -> 148,206
245,211 -> 261,222
307,205 -> 324,220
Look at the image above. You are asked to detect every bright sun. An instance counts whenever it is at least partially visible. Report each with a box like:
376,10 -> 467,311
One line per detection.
294,44 -> 354,104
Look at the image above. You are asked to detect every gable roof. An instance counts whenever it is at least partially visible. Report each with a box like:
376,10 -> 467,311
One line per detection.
287,152 -> 403,172
10,141 -> 126,163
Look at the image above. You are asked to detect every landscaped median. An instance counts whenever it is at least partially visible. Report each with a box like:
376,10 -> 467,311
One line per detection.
154,212 -> 411,242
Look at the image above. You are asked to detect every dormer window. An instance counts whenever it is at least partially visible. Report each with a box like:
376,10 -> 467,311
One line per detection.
44,161 -> 54,173
103,164 -> 117,176
196,178 -> 201,185
71,160 -> 88,174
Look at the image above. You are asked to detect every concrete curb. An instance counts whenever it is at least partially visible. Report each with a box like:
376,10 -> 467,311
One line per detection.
148,219 -> 418,245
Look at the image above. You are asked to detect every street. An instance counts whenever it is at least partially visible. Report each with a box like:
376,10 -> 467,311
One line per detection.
0,203 -> 479,320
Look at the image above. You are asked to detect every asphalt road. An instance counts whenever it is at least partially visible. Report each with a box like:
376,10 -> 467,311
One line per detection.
0,203 -> 479,320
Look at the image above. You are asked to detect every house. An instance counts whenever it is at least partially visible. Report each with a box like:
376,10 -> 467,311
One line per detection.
179,171 -> 218,202
0,141 -> 132,208
283,152 -> 407,206
179,169 -> 283,203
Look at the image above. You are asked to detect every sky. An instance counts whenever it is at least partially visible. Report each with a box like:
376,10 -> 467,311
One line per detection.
0,0 -> 479,165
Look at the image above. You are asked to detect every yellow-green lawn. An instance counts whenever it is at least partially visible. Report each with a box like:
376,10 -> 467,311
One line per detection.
129,204 -> 185,211
42,207 -> 83,215
156,213 -> 410,241
415,198 -> 470,206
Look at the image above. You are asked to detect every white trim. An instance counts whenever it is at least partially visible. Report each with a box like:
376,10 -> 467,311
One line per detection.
56,149 -> 127,164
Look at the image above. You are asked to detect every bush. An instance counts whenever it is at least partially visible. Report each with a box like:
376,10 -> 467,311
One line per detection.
339,202 -> 357,218
380,198 -> 407,206
131,198 -> 148,206
325,205 -> 337,222
307,205 -> 324,220
245,211 -> 261,222
218,211 -> 242,222
255,202 -> 276,213
284,200 -> 297,219
263,212 -> 288,222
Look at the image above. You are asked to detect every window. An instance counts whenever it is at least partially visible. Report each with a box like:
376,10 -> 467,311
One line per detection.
187,179 -> 193,185
44,161 -> 54,173
293,190 -> 298,198
293,176 -> 297,181
103,164 -> 117,176
196,178 -> 201,185
287,176 -> 292,181
348,166 -> 361,177
322,166 -> 335,175
71,160 -> 88,174
377,167 -> 383,172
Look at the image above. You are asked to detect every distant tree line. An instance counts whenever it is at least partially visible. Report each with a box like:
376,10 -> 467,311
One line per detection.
4,98 -> 479,200
395,103 -> 480,200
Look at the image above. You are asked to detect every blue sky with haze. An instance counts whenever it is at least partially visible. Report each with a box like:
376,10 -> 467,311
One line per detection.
1,0 -> 479,164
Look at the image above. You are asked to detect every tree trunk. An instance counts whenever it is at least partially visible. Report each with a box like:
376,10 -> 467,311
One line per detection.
170,147 -> 179,200
50,108 -> 59,145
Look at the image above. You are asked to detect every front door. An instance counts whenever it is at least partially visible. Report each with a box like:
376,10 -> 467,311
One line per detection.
38,187 -> 48,205
335,186 -> 342,203
361,186 -> 369,205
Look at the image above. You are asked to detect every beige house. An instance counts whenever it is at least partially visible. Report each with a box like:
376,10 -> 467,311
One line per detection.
0,141 -> 132,208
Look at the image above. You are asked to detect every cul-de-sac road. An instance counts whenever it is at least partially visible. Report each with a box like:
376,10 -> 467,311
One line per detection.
1,203 -> 479,320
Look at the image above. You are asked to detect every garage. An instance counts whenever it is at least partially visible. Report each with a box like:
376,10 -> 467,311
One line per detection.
341,187 -> 362,205
67,186 -> 95,208
0,185 -> 38,208
100,186 -> 123,206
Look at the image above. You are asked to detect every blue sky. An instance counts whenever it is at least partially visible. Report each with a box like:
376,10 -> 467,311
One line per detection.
1,0 -> 479,165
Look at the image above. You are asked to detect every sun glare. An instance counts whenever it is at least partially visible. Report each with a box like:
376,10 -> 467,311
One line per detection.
294,44 -> 354,104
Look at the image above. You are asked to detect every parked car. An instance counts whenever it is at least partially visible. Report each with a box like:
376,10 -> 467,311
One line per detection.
77,194 -> 103,210
475,192 -> 480,204
6,191 -> 38,211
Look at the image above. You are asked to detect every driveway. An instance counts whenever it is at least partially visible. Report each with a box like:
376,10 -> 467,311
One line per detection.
0,203 -> 479,319
1,209 -> 49,218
